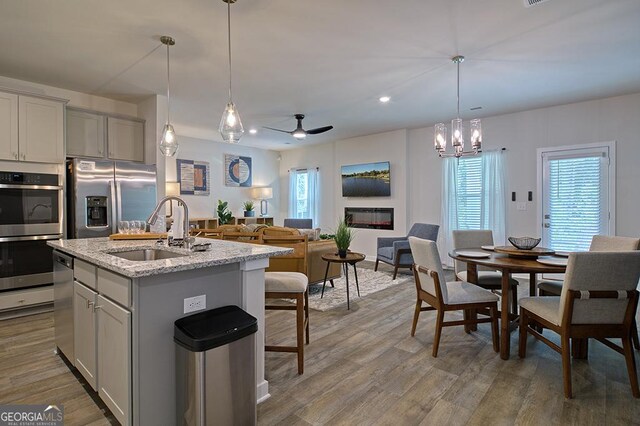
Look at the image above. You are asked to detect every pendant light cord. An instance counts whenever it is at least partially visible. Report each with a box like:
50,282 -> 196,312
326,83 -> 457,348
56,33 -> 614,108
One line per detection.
456,59 -> 460,119
166,42 -> 171,122
227,0 -> 233,102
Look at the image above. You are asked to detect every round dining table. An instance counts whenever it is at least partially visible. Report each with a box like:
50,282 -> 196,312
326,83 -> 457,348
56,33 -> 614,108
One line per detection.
449,248 -> 567,359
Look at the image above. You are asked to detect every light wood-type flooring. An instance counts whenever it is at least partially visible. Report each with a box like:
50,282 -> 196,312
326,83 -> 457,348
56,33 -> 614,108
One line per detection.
0,262 -> 638,425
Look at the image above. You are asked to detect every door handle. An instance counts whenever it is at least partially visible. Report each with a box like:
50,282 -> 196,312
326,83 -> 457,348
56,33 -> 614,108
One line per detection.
109,180 -> 117,234
13,152 -> 18,159
93,305 -> 102,311
87,300 -> 94,309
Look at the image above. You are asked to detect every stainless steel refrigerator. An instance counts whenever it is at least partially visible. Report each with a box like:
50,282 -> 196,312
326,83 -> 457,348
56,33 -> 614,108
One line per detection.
67,158 -> 157,238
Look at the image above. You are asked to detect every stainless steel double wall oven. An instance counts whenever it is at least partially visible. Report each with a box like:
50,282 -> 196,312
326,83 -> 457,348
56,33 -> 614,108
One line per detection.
0,171 -> 63,291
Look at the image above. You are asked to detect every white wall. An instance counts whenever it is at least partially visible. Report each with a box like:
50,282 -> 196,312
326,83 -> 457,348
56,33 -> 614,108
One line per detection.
279,129 -> 409,257
280,92 -> 640,259
164,135 -> 281,220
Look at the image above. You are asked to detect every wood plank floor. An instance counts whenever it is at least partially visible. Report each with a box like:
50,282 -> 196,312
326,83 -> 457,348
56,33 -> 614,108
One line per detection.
0,263 -> 638,425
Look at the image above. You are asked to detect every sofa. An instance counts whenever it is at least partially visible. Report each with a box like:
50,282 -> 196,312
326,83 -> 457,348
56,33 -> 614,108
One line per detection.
260,226 -> 342,284
204,224 -> 342,285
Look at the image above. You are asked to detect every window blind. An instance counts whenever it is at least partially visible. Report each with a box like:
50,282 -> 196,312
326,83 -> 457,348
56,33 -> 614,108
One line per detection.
547,155 -> 605,251
456,156 -> 483,229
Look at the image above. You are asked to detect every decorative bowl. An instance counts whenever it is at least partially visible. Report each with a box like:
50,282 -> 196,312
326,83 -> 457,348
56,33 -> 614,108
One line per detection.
508,236 -> 541,250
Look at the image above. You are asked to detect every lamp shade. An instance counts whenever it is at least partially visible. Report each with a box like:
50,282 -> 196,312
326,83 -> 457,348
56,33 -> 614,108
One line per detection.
251,187 -> 273,200
166,182 -> 180,197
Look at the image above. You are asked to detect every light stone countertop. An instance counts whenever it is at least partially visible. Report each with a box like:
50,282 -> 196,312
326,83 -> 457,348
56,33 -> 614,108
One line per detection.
48,237 -> 291,278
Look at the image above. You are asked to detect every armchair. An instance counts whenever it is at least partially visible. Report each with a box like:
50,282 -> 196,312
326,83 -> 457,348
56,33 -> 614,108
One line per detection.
375,223 -> 440,279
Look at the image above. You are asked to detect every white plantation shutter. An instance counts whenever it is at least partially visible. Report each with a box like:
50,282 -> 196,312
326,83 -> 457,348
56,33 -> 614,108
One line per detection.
542,146 -> 611,252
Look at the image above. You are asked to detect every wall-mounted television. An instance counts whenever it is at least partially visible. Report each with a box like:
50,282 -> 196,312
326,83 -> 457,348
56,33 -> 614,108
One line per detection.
341,161 -> 390,197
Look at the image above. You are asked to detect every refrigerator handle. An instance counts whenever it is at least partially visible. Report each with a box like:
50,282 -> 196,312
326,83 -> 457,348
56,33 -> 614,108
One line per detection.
116,181 -> 123,225
109,180 -> 117,234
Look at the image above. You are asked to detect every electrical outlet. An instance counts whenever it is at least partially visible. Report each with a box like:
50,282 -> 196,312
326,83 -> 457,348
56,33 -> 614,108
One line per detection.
517,202 -> 527,211
184,295 -> 206,314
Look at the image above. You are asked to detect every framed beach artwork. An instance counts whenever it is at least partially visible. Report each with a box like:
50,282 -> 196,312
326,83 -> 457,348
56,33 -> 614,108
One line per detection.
224,154 -> 252,187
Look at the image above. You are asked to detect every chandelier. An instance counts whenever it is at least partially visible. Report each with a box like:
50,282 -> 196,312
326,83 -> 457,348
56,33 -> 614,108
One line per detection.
218,0 -> 244,144
434,55 -> 482,158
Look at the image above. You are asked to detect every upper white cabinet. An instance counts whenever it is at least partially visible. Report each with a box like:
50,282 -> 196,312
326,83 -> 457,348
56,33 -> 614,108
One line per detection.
66,109 -> 145,163
0,91 -> 65,163
0,92 -> 18,161
107,117 -> 144,162
19,96 -> 65,163
66,109 -> 105,158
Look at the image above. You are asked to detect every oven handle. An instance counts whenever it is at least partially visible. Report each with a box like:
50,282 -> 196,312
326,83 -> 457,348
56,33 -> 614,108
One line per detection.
0,184 -> 63,190
0,234 -> 62,243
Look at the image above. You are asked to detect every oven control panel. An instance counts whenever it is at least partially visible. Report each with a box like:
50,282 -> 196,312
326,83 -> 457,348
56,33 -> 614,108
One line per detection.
0,171 -> 59,186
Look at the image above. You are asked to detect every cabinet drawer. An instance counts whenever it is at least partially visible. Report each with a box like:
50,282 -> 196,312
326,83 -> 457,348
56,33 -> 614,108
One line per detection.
74,259 -> 97,289
0,286 -> 53,310
97,268 -> 131,307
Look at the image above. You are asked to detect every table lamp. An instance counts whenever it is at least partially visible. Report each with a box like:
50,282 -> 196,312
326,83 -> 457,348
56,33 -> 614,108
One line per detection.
165,182 -> 180,217
252,187 -> 273,216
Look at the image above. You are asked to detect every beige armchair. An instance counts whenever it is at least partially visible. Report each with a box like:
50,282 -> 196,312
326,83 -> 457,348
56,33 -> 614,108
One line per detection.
519,251 -> 640,398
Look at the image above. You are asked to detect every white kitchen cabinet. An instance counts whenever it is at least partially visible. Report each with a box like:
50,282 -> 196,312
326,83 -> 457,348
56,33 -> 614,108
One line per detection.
0,92 -> 19,161
18,95 -> 65,163
73,281 -> 98,390
107,117 -> 144,162
66,109 -> 105,158
97,294 -> 131,426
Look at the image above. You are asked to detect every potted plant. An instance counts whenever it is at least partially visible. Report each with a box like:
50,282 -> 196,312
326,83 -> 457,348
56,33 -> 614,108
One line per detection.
217,200 -> 233,225
334,218 -> 354,258
243,200 -> 255,217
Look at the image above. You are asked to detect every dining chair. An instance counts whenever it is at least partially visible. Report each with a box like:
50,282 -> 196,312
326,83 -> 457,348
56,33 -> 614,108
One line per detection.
262,235 -> 310,374
519,251 -> 640,398
537,235 -> 640,349
452,230 -> 519,314
408,237 -> 500,357
376,223 -> 439,280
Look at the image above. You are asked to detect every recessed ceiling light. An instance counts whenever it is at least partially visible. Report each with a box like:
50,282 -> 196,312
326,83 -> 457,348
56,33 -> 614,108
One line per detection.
379,96 -> 391,103
249,128 -> 257,134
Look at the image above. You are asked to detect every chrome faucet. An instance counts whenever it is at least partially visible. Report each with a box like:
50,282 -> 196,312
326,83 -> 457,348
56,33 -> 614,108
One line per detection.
147,196 -> 194,249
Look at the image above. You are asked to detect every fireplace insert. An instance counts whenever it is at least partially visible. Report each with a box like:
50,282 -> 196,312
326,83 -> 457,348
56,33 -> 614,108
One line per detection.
344,207 -> 394,230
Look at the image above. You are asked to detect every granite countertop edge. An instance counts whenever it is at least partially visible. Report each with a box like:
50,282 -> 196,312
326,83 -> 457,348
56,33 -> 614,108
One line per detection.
48,237 -> 291,278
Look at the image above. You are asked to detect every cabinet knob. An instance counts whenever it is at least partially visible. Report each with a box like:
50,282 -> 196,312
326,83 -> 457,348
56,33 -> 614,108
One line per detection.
87,300 -> 94,309
93,305 -> 103,311
13,152 -> 18,159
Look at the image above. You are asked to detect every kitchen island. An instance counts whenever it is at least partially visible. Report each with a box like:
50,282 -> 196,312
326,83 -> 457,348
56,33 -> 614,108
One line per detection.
49,237 -> 290,426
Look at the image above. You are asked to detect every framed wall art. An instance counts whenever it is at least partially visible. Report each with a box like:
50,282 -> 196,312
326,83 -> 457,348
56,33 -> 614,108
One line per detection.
224,154 -> 252,187
177,159 -> 210,195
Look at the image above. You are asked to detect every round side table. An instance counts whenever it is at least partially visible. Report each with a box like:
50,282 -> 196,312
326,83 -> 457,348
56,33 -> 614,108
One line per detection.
321,252 -> 366,310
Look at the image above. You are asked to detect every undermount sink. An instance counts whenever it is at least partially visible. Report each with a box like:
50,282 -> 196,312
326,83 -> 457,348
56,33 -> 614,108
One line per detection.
108,248 -> 188,261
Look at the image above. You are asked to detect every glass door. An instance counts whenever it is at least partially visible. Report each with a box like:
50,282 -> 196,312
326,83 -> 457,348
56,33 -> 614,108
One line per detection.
540,144 -> 614,251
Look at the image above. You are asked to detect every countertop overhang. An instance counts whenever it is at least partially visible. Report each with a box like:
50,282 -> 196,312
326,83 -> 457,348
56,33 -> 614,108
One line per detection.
48,237 -> 291,278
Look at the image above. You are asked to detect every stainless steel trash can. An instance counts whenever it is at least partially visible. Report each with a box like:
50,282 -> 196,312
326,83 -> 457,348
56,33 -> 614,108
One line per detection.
175,305 -> 257,426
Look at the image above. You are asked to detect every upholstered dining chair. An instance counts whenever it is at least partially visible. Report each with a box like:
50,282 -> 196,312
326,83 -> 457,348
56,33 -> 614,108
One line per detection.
537,235 -> 640,350
262,235 -> 310,374
283,218 -> 313,229
408,237 -> 500,357
519,251 -> 640,398
452,230 -> 519,314
376,223 -> 440,280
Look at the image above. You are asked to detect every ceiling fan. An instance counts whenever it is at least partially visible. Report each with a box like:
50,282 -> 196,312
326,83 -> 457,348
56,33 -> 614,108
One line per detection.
264,114 -> 333,140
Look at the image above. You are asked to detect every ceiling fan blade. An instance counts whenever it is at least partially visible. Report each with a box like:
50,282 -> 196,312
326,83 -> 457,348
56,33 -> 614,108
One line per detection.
306,125 -> 333,135
263,126 -> 293,134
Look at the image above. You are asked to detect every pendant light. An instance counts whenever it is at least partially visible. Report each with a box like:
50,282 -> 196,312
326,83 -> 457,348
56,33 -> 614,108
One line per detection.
434,55 -> 482,158
159,36 -> 178,156
219,0 -> 244,144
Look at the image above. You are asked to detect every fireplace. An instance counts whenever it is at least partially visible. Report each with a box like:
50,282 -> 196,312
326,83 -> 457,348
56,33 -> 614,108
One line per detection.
345,207 -> 394,230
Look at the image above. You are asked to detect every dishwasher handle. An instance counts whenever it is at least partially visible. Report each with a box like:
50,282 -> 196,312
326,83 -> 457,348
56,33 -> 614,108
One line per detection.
53,252 -> 73,269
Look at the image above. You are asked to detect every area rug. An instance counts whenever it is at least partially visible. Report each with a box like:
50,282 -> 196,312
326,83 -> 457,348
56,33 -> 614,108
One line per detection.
306,268 -> 412,311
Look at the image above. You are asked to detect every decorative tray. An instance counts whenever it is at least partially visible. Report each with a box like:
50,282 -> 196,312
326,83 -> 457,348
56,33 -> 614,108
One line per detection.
494,246 -> 555,259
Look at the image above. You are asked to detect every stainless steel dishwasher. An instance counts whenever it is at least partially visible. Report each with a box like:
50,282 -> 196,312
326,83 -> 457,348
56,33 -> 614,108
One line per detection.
53,251 -> 74,362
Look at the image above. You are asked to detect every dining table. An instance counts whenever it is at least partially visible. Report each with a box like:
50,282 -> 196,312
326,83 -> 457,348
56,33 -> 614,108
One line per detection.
449,247 -> 567,359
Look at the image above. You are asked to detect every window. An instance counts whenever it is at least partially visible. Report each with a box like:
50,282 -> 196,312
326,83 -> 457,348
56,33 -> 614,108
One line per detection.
539,143 -> 614,252
288,168 -> 319,226
441,150 -> 506,265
